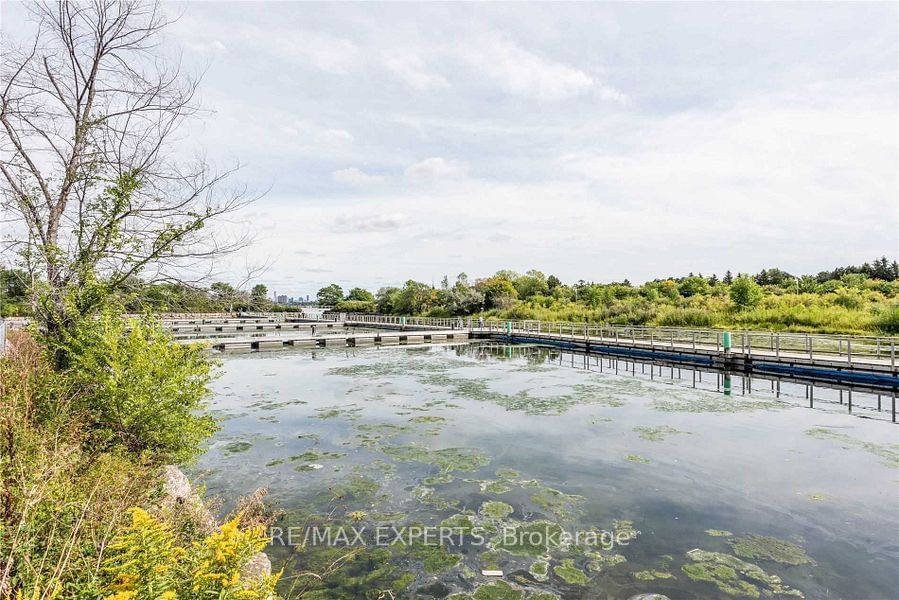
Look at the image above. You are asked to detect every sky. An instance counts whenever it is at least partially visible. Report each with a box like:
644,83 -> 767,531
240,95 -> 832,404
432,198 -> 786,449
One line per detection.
4,2 -> 898,297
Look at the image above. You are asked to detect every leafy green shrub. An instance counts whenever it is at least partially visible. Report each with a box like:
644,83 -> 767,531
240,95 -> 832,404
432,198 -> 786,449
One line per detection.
658,308 -> 717,328
63,312 -> 217,464
874,305 -> 899,334
729,277 -> 763,310
334,299 -> 377,313
0,332 -> 156,596
831,290 -> 862,310
678,276 -> 711,297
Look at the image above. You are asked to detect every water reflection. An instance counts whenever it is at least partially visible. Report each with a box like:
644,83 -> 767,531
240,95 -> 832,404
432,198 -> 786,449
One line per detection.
465,343 -> 898,423
192,342 -> 899,599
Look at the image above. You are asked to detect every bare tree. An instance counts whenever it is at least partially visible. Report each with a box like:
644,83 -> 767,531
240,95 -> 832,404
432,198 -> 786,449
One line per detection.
0,0 -> 256,346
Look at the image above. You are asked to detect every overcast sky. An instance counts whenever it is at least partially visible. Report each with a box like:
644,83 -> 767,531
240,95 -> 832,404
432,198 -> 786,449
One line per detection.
5,2 -> 898,296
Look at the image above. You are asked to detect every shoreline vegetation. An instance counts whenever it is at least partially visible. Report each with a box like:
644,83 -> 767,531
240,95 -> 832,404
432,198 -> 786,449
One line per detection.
8,258 -> 898,337
5,259 -> 898,337
0,319 -> 280,598
317,259 -> 899,336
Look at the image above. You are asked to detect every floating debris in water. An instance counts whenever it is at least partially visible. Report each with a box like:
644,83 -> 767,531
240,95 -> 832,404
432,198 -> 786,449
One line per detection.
625,454 -> 651,464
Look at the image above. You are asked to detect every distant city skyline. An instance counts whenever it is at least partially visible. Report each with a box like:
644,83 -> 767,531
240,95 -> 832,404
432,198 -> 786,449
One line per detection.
5,2 -> 896,298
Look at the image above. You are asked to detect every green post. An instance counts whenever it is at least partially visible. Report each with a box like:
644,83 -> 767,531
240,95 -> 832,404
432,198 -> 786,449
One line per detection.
722,331 -> 732,351
505,321 -> 512,335
401,316 -> 406,330
723,374 -> 732,396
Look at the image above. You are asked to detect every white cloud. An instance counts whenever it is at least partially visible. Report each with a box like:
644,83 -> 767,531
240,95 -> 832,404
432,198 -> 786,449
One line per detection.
281,121 -> 354,146
384,55 -> 450,91
184,39 -> 227,54
332,212 -> 408,233
131,2 -> 897,293
332,167 -> 386,186
272,30 -> 361,74
404,157 -> 468,179
462,31 -> 614,102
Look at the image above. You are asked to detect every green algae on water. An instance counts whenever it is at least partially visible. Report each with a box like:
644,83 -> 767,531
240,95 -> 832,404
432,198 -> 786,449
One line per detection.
423,473 -> 455,485
354,422 -> 412,446
528,484 -> 584,519
625,454 -> 651,464
289,450 -> 345,462
729,535 -> 815,565
683,549 -> 804,598
480,500 -> 514,519
553,558 -> 589,584
490,520 -> 564,556
314,404 -> 363,420
653,393 -> 783,414
705,529 -> 734,537
409,415 -> 447,423
222,440 -> 253,454
294,463 -> 324,472
382,444 -> 490,474
633,569 -> 676,580
412,485 -> 459,510
805,428 -> 899,468
440,513 -> 477,536
529,559 -> 549,582
585,551 -> 627,573
612,519 -> 640,542
495,468 -> 520,479
448,580 -> 557,600
324,474 -> 381,504
481,479 -> 513,494
480,549 -> 504,571
633,425 -> 690,441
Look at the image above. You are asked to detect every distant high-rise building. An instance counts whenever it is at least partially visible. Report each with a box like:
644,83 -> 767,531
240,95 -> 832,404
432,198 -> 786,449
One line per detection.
277,294 -> 288,304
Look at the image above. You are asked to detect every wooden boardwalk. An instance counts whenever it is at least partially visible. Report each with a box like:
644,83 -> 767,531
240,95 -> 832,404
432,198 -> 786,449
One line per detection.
208,330 -> 468,351
346,315 -> 899,387
472,328 -> 897,376
152,312 -> 897,387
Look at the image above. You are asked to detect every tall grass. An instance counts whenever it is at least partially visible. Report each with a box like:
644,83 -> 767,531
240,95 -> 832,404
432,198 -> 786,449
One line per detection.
486,290 -> 896,335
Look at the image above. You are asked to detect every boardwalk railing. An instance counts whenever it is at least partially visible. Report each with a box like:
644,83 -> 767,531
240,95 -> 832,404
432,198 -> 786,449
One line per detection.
345,314 -> 898,367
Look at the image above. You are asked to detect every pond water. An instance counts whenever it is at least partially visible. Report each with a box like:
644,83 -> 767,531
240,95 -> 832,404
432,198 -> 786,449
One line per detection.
190,343 -> 899,599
